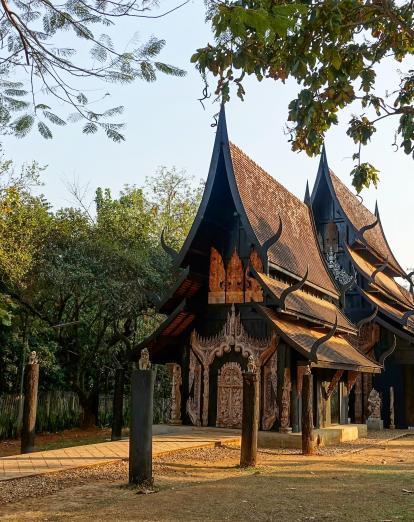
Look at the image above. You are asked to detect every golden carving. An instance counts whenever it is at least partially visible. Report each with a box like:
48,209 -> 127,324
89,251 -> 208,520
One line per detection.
216,362 -> 243,428
208,247 -> 226,304
245,248 -> 264,302
226,248 -> 244,303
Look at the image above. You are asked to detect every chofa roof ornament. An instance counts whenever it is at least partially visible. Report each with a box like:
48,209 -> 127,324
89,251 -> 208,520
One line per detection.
260,215 -> 283,273
357,306 -> 378,330
378,334 -> 396,367
279,266 -> 309,311
355,217 -> 379,246
161,228 -> 179,261
310,315 -> 338,363
369,260 -> 388,284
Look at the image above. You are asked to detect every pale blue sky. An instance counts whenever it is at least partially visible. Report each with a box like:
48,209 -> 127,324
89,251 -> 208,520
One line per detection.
3,1 -> 414,269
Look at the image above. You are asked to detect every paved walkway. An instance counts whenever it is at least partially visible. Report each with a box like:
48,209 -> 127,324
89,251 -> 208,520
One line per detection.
0,426 -> 240,481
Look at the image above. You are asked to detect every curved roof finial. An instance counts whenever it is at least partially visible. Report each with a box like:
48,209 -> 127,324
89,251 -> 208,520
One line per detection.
356,306 -> 378,330
378,334 -> 396,367
279,266 -> 309,311
369,261 -> 388,284
310,316 -> 338,362
161,228 -> 179,261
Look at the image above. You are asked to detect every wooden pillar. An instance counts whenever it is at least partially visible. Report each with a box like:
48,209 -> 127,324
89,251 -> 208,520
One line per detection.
111,367 -> 125,441
21,356 -> 39,454
315,378 -> 324,429
21,353 -> 40,454
291,368 -> 300,433
339,382 -> 349,425
240,372 -> 259,468
354,374 -> 363,423
129,367 -> 155,485
301,367 -> 314,456
202,365 -> 209,427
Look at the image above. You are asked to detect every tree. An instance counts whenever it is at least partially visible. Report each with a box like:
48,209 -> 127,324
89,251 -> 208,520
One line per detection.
0,1 -> 187,141
0,164 -> 202,425
192,1 -> 414,191
145,166 -> 204,250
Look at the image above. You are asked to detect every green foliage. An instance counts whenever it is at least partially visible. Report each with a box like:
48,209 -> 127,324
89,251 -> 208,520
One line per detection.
0,1 -> 187,141
0,155 -> 201,428
193,0 -> 414,190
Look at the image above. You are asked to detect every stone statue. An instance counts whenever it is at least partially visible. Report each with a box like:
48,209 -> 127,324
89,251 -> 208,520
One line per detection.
367,388 -> 383,430
138,348 -> 151,370
368,389 -> 381,419
247,354 -> 257,374
169,364 -> 182,425
28,351 -> 38,365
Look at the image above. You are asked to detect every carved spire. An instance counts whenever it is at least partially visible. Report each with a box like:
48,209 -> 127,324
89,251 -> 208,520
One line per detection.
304,180 -> 311,205
374,200 -> 380,219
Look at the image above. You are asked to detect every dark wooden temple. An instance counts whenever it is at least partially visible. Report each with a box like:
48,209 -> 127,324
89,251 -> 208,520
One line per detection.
311,149 -> 414,428
140,107 -> 381,433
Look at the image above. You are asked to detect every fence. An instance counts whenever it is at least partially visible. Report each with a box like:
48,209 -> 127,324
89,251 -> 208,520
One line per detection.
0,368 -> 172,440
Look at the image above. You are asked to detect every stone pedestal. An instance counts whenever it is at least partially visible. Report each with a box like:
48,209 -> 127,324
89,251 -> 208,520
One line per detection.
367,419 -> 383,431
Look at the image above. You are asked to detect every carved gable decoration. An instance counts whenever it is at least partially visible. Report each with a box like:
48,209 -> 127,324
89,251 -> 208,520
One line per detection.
245,249 -> 264,303
208,246 -> 263,304
226,249 -> 244,303
209,247 -> 226,304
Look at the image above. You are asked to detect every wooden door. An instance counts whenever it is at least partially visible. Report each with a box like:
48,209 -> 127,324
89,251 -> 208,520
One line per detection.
216,362 -> 243,428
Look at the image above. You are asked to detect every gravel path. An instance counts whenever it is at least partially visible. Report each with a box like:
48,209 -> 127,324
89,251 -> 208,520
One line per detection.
1,431 -> 411,506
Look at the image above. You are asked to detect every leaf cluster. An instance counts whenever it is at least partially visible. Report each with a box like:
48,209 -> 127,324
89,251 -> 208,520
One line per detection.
193,0 -> 414,191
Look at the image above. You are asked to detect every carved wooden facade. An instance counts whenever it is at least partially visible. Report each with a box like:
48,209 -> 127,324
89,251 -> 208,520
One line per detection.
208,247 -> 263,305
186,304 -> 278,429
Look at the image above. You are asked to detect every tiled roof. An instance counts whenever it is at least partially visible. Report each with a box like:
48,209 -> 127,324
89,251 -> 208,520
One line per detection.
360,289 -> 414,334
258,306 -> 380,372
229,143 -> 338,296
346,246 -> 413,309
328,170 -> 404,275
254,270 -> 356,333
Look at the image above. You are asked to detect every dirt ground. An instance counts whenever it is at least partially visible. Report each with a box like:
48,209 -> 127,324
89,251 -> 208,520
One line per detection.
1,436 -> 414,522
0,427 -> 116,457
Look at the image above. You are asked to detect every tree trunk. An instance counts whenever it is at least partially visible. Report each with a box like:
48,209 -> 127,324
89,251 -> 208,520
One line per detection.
111,368 -> 125,441
301,370 -> 314,456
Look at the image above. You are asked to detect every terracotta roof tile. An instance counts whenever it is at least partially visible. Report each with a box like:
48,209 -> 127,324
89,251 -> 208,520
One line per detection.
255,271 -> 356,333
258,306 -> 380,372
329,170 -> 403,275
229,143 -> 338,296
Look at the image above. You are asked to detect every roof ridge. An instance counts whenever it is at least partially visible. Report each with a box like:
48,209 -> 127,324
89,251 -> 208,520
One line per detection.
229,141 -> 306,208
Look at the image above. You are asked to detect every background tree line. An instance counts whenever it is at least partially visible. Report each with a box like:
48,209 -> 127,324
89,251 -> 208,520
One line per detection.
0,151 -> 202,428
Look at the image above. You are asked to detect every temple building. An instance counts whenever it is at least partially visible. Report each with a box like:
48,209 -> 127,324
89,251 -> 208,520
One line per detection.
139,107 -> 391,433
311,150 -> 414,428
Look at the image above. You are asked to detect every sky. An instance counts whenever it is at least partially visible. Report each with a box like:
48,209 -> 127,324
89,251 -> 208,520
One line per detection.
2,1 -> 414,269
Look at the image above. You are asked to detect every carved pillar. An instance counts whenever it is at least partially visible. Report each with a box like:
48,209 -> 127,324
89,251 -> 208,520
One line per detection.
279,367 -> 292,433
202,365 -> 210,427
339,382 -> 349,425
362,373 -> 373,422
167,363 -> 182,425
354,374 -> 363,423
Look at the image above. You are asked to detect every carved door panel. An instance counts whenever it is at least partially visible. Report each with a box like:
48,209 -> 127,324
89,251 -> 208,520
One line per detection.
216,362 -> 243,428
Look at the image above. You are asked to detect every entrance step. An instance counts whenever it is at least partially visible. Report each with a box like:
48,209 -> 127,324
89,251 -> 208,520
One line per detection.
258,424 -> 367,449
